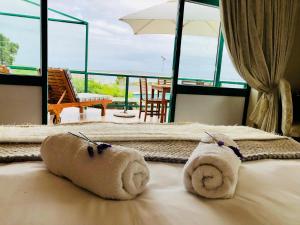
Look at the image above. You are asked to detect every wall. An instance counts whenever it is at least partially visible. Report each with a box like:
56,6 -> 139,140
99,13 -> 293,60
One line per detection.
174,94 -> 245,125
0,85 -> 42,124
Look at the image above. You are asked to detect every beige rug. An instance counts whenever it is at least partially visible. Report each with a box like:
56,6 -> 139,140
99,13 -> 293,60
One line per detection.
0,122 -> 286,143
1,139 -> 300,164
0,122 -> 299,163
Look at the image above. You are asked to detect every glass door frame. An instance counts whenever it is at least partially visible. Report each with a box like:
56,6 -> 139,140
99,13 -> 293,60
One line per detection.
169,0 -> 250,123
0,0 -> 48,124
41,0 -> 48,124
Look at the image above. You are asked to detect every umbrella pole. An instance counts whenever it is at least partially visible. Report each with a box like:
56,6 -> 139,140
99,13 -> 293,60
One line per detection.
113,76 -> 136,118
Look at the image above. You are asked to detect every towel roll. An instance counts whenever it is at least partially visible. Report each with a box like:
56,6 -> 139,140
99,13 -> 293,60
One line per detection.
183,134 -> 241,199
41,133 -> 150,200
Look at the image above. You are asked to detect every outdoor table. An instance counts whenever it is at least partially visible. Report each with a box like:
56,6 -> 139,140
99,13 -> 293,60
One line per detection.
151,84 -> 171,123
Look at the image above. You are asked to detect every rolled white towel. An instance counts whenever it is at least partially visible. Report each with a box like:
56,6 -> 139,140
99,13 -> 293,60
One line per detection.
40,133 -> 150,200
183,134 -> 241,199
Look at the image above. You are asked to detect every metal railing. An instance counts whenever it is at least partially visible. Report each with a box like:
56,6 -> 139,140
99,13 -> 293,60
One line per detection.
7,65 -> 247,110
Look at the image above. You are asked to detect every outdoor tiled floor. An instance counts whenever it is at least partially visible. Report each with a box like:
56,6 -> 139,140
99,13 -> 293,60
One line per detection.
48,107 -> 164,125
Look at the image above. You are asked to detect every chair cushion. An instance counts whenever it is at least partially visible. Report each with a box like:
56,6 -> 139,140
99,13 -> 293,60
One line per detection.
77,93 -> 112,102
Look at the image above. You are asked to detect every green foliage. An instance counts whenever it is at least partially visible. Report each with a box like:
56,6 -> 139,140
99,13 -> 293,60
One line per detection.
115,76 -> 125,85
0,33 -> 19,65
72,77 -> 133,98
12,69 -> 39,76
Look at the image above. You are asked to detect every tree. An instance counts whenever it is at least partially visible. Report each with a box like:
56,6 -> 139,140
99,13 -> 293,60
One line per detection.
0,33 -> 19,65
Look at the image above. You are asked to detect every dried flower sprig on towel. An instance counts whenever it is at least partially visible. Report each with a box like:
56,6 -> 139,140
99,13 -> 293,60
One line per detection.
68,132 -> 112,158
204,132 -> 244,160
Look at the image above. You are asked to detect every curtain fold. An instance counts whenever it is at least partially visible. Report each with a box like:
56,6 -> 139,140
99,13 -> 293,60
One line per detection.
220,0 -> 299,132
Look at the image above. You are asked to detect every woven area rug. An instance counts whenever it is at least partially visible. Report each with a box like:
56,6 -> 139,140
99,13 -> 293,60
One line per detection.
1,139 -> 300,164
0,122 -> 286,143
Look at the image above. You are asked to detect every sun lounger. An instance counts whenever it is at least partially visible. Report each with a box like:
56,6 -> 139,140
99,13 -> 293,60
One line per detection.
48,68 -> 112,124
0,65 -> 10,74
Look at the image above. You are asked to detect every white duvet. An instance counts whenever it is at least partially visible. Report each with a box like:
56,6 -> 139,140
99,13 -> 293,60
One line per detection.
0,160 -> 300,225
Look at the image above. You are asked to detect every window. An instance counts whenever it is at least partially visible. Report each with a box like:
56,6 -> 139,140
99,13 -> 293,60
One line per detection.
47,0 -> 87,71
177,0 -> 246,89
178,2 -> 219,86
47,0 -> 176,102
0,0 -> 48,124
219,45 -> 245,88
48,20 -> 86,71
0,0 -> 41,76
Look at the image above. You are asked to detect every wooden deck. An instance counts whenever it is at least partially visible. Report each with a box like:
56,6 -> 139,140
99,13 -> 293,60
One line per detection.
48,107 -> 164,125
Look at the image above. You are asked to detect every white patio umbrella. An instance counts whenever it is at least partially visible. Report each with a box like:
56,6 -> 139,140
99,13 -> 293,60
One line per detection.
120,0 -> 220,37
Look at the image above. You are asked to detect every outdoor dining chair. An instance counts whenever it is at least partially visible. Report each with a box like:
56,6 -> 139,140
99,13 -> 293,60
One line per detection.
157,79 -> 171,99
139,78 -> 164,122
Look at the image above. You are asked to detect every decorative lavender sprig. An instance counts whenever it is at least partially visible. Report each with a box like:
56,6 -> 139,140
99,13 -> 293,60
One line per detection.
205,131 -> 243,160
79,132 -> 99,146
228,146 -> 244,160
78,132 -> 111,153
217,140 -> 225,146
204,132 -> 224,146
68,132 -> 111,158
97,143 -> 112,154
87,146 -> 94,158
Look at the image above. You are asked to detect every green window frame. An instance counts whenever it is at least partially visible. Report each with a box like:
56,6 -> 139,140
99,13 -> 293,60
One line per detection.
169,0 -> 249,122
179,0 -> 246,89
0,0 -> 89,93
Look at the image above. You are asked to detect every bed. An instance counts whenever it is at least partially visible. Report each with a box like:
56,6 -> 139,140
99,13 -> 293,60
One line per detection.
0,122 -> 300,225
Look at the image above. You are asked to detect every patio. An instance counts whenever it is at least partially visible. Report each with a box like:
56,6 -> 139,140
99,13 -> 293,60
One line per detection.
48,107 -> 164,125
0,0 -> 248,126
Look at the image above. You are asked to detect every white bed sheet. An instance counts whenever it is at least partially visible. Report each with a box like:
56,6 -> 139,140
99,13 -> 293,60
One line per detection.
0,160 -> 300,225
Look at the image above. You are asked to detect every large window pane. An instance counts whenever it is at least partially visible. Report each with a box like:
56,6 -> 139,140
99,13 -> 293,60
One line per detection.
48,22 -> 86,70
0,0 -> 40,76
48,0 -> 175,101
220,45 -> 246,88
178,2 -> 219,86
0,0 -> 40,16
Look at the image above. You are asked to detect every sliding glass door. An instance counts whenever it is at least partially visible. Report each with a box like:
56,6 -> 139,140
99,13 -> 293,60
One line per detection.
169,0 -> 249,124
0,0 -> 48,124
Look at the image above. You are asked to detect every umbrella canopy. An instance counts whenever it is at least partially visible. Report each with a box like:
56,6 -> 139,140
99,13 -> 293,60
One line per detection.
120,0 -> 220,37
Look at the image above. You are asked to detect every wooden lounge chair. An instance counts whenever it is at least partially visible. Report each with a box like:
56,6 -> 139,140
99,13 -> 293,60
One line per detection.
0,65 -> 10,74
48,68 -> 112,124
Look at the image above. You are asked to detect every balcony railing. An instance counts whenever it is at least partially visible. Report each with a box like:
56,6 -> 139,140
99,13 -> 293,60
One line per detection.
7,65 -> 247,110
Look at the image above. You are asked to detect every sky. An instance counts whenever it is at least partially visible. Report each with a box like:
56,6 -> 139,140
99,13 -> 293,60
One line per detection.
0,0 -> 242,82
48,0 -> 176,75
